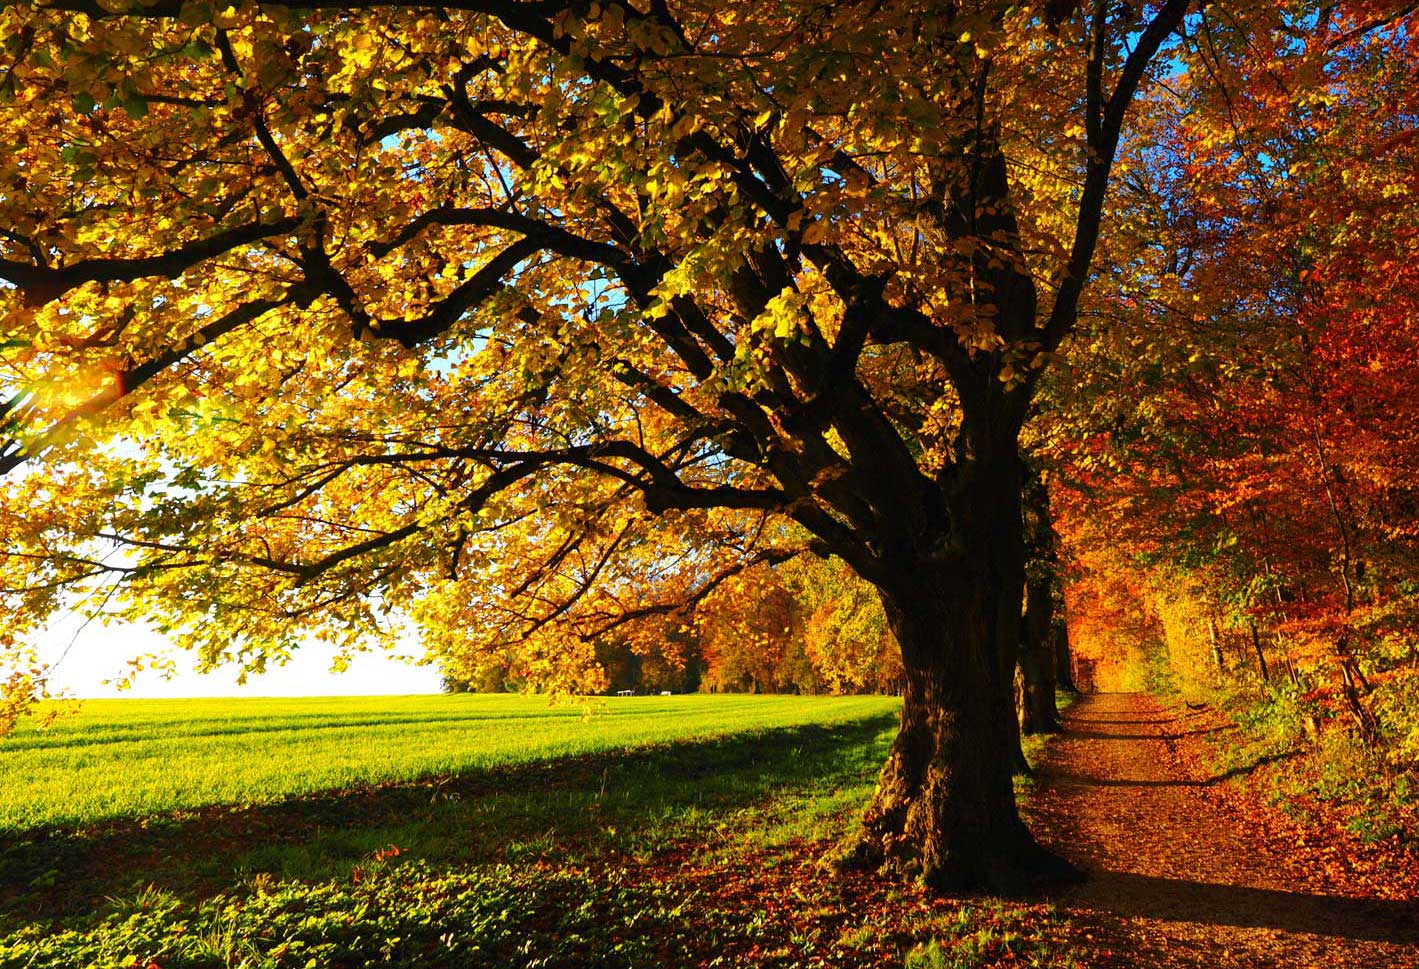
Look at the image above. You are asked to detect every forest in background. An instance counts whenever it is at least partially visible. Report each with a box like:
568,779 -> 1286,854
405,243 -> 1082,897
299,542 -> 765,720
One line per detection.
441,552 -> 902,695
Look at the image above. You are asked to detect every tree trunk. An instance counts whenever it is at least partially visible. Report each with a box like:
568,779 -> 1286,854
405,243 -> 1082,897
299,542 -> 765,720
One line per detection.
1248,618 -> 1271,684
1207,617 -> 1225,679
1018,570 -> 1061,734
991,463 -> 1033,775
1053,610 -> 1076,692
1336,652 -> 1378,743
1018,464 -> 1064,727
1006,674 -> 1033,775
851,565 -> 1075,895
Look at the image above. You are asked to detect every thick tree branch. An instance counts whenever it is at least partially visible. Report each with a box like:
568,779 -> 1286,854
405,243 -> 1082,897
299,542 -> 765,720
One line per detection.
0,216 -> 300,306
1044,0 -> 1193,350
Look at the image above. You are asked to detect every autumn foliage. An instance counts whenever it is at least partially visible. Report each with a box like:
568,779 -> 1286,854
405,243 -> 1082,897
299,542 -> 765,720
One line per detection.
2,0 -> 1418,892
1047,5 -> 1419,801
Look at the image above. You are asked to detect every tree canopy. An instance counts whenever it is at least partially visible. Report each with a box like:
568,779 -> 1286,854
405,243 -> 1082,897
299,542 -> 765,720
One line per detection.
5,0 -> 1413,892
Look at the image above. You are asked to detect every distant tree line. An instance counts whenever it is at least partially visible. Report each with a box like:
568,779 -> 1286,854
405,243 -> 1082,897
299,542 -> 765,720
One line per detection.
441,555 -> 903,696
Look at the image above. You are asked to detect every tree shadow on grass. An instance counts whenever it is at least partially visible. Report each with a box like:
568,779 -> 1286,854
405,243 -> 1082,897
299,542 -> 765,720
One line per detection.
1068,868 -> 1419,946
0,714 -> 897,920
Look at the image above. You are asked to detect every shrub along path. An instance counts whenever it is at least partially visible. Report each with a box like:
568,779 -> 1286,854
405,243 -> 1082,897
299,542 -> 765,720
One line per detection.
1027,692 -> 1418,968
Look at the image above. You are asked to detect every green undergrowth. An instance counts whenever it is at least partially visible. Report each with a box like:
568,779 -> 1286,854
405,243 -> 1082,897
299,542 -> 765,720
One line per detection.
0,695 -> 1081,968
1,856 -> 1077,969
899,900 -> 1078,969
1224,684 -> 1416,845
1162,677 -> 1417,849
2,862 -> 712,969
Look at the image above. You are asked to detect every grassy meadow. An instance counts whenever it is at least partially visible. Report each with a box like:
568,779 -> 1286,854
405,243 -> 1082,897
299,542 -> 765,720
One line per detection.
0,693 -> 1077,968
0,693 -> 895,831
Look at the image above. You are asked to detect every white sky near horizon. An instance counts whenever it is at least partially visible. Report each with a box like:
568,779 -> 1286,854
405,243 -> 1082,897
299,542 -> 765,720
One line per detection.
34,612 -> 444,699
5,453 -> 444,699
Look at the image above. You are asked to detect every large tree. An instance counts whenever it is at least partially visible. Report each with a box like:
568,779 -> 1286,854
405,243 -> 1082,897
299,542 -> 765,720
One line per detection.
0,0 -> 1203,892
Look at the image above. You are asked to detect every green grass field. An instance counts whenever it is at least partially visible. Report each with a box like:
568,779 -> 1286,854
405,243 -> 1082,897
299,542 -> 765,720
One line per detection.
1,693 -> 896,831
0,693 -> 1079,968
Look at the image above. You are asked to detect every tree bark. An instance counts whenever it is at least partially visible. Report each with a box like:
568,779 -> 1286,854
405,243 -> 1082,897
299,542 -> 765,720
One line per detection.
1006,673 -> 1033,775
851,561 -> 1075,895
1207,617 -> 1225,678
992,462 -> 1033,776
1017,464 -> 1061,732
1018,570 -> 1061,734
1053,607 -> 1076,692
1248,618 -> 1271,684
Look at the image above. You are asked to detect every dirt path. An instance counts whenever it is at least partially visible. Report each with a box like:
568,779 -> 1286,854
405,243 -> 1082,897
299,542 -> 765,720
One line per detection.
1028,692 -> 1419,968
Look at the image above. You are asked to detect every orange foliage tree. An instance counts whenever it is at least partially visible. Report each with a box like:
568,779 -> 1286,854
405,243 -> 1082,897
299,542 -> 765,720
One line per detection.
1045,3 -> 1419,768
